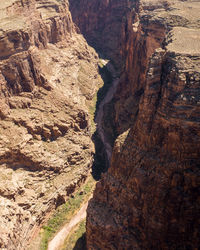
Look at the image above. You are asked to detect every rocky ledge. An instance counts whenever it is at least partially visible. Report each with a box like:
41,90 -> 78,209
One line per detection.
0,0 -> 103,249
86,0 -> 200,249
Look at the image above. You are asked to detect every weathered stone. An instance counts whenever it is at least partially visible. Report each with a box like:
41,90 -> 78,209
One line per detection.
0,0 -> 103,249
84,1 -> 200,249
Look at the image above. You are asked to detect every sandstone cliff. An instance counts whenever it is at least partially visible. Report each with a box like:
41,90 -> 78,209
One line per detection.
1,0 -> 200,249
0,1 -> 103,249
85,0 -> 200,249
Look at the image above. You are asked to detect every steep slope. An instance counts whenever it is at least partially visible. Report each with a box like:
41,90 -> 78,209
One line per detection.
69,0 -> 133,72
85,0 -> 200,249
0,0 -> 103,249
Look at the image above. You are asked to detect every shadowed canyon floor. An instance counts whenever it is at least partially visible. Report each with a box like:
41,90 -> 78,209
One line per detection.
45,60 -> 119,250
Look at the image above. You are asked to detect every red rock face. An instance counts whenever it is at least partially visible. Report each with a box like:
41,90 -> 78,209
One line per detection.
0,1 -> 103,249
1,0 -> 200,249
84,0 -> 200,249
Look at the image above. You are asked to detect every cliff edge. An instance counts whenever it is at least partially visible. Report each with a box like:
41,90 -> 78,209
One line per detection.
86,0 -> 200,249
0,0 -> 103,249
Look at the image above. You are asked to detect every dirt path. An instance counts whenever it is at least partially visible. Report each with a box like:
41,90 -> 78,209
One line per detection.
47,201 -> 88,250
95,63 -> 119,161
47,62 -> 119,250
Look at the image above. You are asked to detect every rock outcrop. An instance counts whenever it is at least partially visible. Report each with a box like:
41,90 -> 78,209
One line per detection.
1,0 -> 200,249
85,0 -> 200,249
0,0 -> 103,249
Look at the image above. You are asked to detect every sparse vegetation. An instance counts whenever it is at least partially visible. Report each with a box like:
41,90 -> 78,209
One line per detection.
38,58 -> 114,249
61,219 -> 86,250
39,176 -> 96,250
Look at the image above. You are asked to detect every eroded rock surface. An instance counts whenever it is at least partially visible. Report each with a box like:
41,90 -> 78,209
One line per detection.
0,1 -> 103,249
85,0 -> 200,249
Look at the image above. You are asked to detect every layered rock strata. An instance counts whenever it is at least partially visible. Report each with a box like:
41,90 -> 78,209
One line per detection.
0,0 -> 103,249
86,0 -> 200,249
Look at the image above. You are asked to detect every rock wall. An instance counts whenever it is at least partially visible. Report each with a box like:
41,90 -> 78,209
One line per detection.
69,0 -> 136,72
86,0 -> 200,249
0,0 -> 103,249
69,0 -> 138,147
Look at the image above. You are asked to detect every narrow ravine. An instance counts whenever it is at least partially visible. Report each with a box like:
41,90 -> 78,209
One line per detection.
95,61 -> 119,161
47,61 -> 119,250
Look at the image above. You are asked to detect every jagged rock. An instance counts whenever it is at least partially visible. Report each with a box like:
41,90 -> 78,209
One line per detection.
84,0 -> 200,249
1,0 -> 200,249
0,0 -> 103,249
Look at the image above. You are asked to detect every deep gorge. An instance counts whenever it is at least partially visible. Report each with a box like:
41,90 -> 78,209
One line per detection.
0,0 -> 200,249
70,0 -> 200,249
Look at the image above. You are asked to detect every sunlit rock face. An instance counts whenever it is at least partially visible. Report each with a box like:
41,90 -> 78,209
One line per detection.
83,0 -> 200,249
0,1 -> 103,249
1,0 -> 200,249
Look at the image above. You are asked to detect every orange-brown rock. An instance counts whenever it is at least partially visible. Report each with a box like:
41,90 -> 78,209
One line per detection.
0,0 -> 103,249
86,0 -> 200,249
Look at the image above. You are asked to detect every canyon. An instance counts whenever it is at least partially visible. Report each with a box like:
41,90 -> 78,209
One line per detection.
75,0 -> 200,249
0,0 -> 200,250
